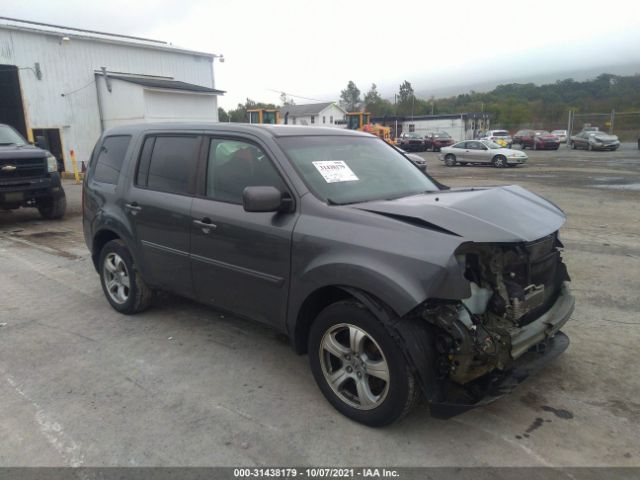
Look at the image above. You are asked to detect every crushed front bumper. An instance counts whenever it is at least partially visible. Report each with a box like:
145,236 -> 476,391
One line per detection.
430,283 -> 574,418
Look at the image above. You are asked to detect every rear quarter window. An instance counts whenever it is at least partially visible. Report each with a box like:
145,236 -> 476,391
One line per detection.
93,135 -> 131,184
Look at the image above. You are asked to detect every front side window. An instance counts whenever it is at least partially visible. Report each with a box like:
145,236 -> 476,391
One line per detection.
137,136 -> 200,195
93,135 -> 131,184
276,135 -> 438,205
205,139 -> 286,204
467,141 -> 486,150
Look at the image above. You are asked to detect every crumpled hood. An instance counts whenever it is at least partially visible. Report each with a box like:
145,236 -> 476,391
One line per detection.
351,185 -> 566,243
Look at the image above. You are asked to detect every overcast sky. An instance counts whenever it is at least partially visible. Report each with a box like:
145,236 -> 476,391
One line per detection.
2,0 -> 640,109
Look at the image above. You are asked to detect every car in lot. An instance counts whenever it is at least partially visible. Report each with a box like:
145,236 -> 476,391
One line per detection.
84,123 -> 574,426
0,123 -> 66,219
424,131 -> 455,152
482,129 -> 513,148
439,140 -> 528,168
513,129 -> 560,150
395,147 -> 428,172
551,129 -> 568,143
570,130 -> 620,151
396,132 -> 426,151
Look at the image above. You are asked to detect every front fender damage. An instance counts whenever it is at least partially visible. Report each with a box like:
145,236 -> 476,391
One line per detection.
384,236 -> 574,418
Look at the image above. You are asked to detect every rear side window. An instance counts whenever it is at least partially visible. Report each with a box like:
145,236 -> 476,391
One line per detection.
136,135 -> 200,195
93,135 -> 131,184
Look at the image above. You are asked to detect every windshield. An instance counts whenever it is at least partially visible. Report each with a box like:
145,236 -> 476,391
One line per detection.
276,136 -> 439,204
492,131 -> 509,136
406,133 -> 422,139
433,132 -> 450,138
0,125 -> 27,146
535,130 -> 551,135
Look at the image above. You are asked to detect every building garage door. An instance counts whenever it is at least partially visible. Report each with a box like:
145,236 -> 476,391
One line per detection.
0,65 -> 27,139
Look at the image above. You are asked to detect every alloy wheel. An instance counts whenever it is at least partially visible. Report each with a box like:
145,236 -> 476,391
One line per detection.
319,323 -> 390,410
102,253 -> 130,304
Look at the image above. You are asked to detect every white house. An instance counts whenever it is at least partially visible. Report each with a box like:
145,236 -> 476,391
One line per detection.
0,17 -> 224,171
279,102 -> 347,127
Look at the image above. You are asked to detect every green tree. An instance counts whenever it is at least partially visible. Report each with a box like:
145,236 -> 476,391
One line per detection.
280,92 -> 296,106
396,80 -> 416,116
218,107 -> 229,122
340,81 -> 362,112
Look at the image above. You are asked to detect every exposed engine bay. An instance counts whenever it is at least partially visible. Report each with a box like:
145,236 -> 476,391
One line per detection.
421,232 -> 571,386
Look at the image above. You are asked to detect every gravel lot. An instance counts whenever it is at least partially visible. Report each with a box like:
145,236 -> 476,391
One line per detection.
1,143 -> 639,467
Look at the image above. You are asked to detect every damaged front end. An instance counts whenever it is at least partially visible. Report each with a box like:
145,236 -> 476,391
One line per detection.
409,232 -> 574,417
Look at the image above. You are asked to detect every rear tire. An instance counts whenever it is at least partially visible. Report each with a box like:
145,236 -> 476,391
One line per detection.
98,239 -> 153,314
37,192 -> 66,220
444,154 -> 457,167
308,300 -> 421,427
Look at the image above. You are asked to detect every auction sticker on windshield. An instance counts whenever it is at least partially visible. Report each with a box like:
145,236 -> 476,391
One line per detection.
312,161 -> 359,183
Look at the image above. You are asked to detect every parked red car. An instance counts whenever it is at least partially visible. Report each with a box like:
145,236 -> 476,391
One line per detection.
424,131 -> 455,152
513,130 -> 560,150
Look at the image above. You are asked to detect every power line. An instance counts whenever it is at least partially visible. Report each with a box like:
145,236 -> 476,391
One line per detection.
266,88 -> 329,103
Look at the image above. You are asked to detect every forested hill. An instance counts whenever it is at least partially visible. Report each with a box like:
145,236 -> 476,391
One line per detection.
428,73 -> 640,130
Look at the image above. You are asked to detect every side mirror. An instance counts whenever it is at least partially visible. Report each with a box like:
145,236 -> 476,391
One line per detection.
243,186 -> 288,212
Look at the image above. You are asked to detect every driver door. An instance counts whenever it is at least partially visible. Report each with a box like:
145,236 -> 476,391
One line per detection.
189,136 -> 297,327
465,141 -> 490,163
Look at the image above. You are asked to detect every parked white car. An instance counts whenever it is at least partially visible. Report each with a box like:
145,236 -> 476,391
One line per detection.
440,140 -> 528,168
482,129 -> 513,148
551,130 -> 568,143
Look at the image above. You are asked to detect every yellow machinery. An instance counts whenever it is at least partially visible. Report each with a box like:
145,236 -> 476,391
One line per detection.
248,109 -> 279,124
346,112 -> 392,143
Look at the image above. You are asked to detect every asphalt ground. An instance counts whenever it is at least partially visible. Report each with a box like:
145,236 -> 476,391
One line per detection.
1,143 -> 639,467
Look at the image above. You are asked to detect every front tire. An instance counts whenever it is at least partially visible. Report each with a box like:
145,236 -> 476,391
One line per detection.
308,301 -> 420,427
37,191 -> 66,220
99,239 -> 152,314
493,155 -> 508,168
444,154 -> 457,167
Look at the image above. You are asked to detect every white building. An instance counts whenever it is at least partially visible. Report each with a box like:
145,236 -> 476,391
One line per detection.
373,113 -> 491,141
0,17 -> 223,171
279,102 -> 347,127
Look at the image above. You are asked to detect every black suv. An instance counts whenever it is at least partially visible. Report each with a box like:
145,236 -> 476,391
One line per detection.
0,123 -> 66,219
83,123 -> 574,426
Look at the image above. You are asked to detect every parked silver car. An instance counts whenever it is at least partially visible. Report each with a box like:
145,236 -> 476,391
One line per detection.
570,130 -> 620,151
440,140 -> 528,168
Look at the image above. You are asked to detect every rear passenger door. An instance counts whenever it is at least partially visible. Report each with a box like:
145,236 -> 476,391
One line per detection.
189,136 -> 297,327
124,134 -> 202,298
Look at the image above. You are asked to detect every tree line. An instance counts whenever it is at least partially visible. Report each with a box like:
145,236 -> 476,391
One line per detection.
218,74 -> 640,133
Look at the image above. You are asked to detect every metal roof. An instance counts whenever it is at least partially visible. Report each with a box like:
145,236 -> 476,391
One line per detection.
279,102 -> 343,117
0,16 -> 217,58
108,75 -> 225,94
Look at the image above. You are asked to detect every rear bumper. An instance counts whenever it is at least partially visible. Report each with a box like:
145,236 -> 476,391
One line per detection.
430,283 -> 574,418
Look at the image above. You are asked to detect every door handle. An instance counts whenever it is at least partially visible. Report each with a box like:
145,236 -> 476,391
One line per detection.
125,202 -> 142,215
193,218 -> 217,233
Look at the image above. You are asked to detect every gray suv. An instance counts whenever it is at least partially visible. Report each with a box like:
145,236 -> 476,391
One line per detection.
83,123 -> 574,426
